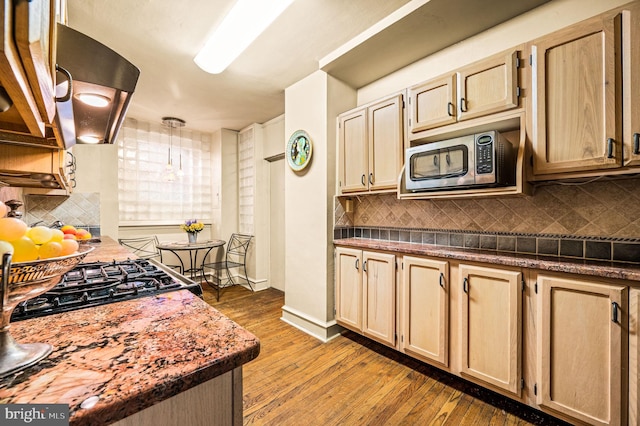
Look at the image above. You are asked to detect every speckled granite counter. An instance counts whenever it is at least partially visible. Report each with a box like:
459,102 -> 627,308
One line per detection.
0,238 -> 260,425
335,238 -> 640,282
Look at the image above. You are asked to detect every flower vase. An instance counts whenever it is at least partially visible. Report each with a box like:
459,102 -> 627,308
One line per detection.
188,232 -> 198,244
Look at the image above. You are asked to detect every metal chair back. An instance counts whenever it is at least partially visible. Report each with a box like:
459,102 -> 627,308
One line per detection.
118,236 -> 161,260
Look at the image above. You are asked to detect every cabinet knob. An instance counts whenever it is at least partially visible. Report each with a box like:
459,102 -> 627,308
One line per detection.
447,102 -> 454,117
606,138 -> 615,159
460,97 -> 468,113
612,301 -> 619,323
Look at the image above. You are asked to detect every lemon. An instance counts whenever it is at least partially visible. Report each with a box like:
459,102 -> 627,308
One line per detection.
10,237 -> 38,262
39,241 -> 63,259
27,226 -> 54,245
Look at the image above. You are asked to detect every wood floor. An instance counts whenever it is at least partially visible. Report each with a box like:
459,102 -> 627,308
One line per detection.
201,285 -> 570,426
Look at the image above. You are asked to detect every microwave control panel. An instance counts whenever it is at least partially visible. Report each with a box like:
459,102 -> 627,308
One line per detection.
475,134 -> 494,174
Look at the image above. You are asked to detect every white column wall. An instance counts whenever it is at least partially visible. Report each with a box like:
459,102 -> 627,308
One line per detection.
282,70 -> 356,341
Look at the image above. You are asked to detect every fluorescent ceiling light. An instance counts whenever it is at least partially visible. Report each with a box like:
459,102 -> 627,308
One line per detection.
194,0 -> 295,74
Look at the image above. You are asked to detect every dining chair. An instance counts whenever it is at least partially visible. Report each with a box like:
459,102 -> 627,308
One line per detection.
118,236 -> 182,274
201,233 -> 253,301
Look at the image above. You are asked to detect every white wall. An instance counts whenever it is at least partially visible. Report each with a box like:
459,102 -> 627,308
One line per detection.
282,70 -> 356,341
72,144 -> 119,239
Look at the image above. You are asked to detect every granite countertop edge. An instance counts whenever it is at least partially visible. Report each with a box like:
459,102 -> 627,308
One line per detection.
0,236 -> 261,426
334,238 -> 640,282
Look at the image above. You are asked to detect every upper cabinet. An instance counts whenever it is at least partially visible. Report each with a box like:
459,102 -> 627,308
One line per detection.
624,3 -> 640,167
408,49 -> 521,136
530,10 -> 622,177
337,93 -> 404,195
0,0 -> 63,148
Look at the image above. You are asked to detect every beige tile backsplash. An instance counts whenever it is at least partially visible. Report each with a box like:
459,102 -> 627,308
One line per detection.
24,193 -> 100,229
335,177 -> 640,238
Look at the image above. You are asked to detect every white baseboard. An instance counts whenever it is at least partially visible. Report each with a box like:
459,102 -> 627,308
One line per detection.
280,304 -> 342,343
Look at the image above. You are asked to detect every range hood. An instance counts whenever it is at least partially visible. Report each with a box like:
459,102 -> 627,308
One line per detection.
55,24 -> 140,146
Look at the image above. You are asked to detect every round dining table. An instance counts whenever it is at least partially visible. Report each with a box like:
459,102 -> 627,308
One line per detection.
157,239 -> 225,280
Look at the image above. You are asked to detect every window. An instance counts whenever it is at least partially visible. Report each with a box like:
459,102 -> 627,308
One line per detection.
238,127 -> 254,234
118,118 -> 212,225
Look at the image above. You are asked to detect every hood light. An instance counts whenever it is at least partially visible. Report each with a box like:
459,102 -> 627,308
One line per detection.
75,93 -> 111,107
78,135 -> 103,144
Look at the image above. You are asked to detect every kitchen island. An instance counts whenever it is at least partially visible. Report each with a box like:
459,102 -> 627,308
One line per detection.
0,237 -> 260,426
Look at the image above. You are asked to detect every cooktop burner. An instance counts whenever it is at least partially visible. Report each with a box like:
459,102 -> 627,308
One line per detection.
11,258 -> 202,321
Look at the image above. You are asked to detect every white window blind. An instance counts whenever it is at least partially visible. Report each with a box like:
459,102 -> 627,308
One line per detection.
238,128 -> 254,234
118,118 -> 212,225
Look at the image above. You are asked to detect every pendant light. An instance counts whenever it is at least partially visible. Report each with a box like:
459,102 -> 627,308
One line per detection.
161,117 -> 185,182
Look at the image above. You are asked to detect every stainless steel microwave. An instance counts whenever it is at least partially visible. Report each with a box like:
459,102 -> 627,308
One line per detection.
405,131 -> 515,192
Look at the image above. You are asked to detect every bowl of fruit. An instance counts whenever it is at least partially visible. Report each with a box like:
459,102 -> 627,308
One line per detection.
0,214 -> 94,377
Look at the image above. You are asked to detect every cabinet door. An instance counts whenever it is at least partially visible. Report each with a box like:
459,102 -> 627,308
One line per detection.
537,275 -> 626,426
362,251 -> 396,347
460,264 -> 522,396
402,256 -> 448,367
457,49 -> 519,122
368,94 -> 404,191
408,75 -> 456,133
623,5 -> 640,166
630,288 -> 639,426
531,12 -> 622,175
0,2 -> 46,137
15,0 -> 56,124
338,108 -> 368,194
335,247 -> 363,331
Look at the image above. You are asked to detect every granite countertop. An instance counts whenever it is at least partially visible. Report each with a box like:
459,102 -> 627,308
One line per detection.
0,238 -> 260,426
335,238 -> 640,282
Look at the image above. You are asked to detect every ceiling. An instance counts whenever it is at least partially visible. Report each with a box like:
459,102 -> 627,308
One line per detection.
66,0 -> 550,135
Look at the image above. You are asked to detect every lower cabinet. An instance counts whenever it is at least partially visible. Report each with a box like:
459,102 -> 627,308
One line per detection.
630,288 -> 640,425
334,246 -> 634,425
536,274 -> 627,426
401,256 -> 449,367
335,247 -> 396,347
459,264 -> 523,397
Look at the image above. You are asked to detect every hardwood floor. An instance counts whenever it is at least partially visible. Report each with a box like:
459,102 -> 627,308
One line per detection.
201,285 -> 570,426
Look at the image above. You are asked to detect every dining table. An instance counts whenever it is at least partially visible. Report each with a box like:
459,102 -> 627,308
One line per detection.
157,239 -> 226,280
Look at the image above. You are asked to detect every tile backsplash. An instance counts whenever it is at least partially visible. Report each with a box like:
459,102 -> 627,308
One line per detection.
24,193 -> 101,236
336,177 -> 640,238
334,177 -> 640,263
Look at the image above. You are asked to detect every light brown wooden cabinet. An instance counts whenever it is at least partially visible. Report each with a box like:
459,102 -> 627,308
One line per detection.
459,264 -> 522,397
530,10 -> 622,177
335,247 -> 396,347
630,288 -> 640,425
0,143 -> 72,191
623,3 -> 640,167
536,274 -> 627,426
408,49 -> 520,136
401,256 -> 449,367
337,93 -> 404,195
0,0 -> 59,143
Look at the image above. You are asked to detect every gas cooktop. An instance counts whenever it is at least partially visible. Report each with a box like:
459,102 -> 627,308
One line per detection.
11,258 -> 202,321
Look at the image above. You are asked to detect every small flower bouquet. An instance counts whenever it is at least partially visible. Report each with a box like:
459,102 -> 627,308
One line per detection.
180,219 -> 204,234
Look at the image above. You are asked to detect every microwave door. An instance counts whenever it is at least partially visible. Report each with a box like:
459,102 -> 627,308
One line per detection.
440,147 -> 474,186
410,152 -> 440,181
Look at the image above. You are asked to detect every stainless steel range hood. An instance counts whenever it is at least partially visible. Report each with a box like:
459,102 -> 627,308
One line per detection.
55,24 -> 140,146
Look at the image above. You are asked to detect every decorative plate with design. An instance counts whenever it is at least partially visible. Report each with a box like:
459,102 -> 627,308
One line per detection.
286,130 -> 312,171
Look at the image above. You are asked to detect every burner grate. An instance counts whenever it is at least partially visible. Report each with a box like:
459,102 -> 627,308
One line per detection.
11,258 -> 201,321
